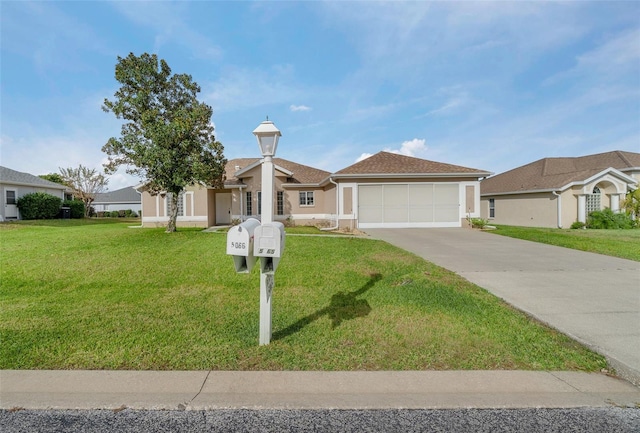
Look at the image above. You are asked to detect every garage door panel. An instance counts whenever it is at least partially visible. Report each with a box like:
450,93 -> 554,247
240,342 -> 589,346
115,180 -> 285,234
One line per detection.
409,206 -> 434,222
385,184 -> 408,206
409,184 -> 433,204
359,185 -> 382,205
434,184 -> 459,204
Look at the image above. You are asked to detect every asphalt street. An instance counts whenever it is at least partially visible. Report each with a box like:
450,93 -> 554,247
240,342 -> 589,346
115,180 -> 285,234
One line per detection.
2,408 -> 639,433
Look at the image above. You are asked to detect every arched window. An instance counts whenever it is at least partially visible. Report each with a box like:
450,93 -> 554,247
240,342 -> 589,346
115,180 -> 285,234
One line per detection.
586,186 -> 601,214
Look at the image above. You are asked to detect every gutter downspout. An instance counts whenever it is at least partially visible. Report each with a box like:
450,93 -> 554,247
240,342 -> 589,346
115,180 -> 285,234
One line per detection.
552,191 -> 562,228
321,177 -> 340,231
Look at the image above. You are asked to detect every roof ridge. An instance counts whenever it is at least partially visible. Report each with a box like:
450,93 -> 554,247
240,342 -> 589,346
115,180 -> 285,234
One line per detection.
615,150 -> 633,167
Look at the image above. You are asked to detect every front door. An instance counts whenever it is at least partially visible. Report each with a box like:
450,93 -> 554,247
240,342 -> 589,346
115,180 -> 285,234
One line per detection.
215,192 -> 232,225
4,188 -> 18,219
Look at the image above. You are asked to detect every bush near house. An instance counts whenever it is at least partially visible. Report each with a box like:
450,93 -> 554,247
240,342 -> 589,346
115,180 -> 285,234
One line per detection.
16,192 -> 62,220
62,199 -> 85,219
587,208 -> 636,229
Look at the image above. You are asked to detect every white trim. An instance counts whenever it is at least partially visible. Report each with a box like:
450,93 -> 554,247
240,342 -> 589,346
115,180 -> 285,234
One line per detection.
334,172 -> 491,179
142,215 -> 208,223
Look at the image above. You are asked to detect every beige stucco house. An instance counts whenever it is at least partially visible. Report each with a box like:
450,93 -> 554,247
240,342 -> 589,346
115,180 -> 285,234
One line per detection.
480,151 -> 640,228
137,151 -> 491,229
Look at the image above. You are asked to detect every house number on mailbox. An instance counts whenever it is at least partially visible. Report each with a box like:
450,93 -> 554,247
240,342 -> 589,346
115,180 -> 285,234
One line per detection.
230,242 -> 246,249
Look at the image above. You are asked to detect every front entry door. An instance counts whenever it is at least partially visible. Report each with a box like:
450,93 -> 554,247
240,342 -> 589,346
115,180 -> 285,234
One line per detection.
4,188 -> 18,219
215,193 -> 232,225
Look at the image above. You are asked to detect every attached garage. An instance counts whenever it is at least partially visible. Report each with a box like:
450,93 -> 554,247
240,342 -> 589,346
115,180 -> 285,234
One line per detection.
334,152 -> 492,230
358,183 -> 460,228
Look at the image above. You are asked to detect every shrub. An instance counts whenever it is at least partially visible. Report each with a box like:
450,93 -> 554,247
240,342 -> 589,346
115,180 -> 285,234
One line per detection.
110,211 -> 120,218
587,208 -> 635,229
570,221 -> 586,229
16,192 -> 62,220
468,217 -> 489,229
62,199 -> 85,219
118,210 -> 126,218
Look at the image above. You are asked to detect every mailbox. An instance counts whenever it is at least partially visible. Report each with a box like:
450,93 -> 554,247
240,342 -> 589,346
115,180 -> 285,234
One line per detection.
226,218 -> 261,273
254,222 -> 286,274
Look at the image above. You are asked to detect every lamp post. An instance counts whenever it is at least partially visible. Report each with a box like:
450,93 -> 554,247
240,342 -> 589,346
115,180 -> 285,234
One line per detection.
253,119 -> 282,345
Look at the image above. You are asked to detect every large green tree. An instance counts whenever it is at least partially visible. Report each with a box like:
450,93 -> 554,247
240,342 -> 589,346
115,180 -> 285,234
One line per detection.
102,52 -> 226,232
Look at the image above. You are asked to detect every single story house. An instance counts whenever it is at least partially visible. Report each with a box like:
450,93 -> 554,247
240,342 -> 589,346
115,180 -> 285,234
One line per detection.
93,186 -> 142,215
0,166 -> 70,221
137,151 -> 491,229
480,150 -> 640,228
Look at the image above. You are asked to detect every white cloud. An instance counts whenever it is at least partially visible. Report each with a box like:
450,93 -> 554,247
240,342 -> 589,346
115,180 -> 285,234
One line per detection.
290,104 -> 312,112
355,152 -> 374,162
354,138 -> 428,163
386,138 -> 428,157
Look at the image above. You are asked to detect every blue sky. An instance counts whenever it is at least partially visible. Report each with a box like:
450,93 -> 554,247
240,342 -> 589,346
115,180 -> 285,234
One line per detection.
1,1 -> 639,191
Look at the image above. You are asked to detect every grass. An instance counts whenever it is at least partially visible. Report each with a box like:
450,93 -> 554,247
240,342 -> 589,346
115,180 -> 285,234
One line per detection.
0,219 -> 606,371
488,225 -> 640,262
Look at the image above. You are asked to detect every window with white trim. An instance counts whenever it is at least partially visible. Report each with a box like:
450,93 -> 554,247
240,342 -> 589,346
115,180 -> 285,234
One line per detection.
586,187 -> 601,214
299,191 -> 314,207
166,192 -> 184,216
277,191 -> 284,215
489,198 -> 495,218
246,191 -> 252,216
6,190 -> 16,205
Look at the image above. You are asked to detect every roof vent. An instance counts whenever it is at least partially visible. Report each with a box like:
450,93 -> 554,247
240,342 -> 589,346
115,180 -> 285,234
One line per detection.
235,165 -> 240,171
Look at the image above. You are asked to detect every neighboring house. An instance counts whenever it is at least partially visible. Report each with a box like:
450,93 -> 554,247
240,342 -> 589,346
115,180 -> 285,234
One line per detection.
137,151 -> 491,229
0,166 -> 70,221
480,150 -> 640,228
93,186 -> 142,215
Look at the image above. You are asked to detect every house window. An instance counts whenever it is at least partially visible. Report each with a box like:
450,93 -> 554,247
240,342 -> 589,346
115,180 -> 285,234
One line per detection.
6,190 -> 16,205
246,191 -> 252,216
277,191 -> 284,215
586,187 -> 601,214
299,191 -> 314,207
166,192 -> 184,216
257,191 -> 262,215
489,198 -> 495,218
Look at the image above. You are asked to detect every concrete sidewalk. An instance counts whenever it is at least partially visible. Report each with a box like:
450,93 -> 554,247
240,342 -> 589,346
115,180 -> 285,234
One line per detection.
365,228 -> 640,386
2,370 -> 639,411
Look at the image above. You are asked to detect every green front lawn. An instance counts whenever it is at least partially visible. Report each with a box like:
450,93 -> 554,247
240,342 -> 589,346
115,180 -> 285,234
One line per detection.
488,225 -> 640,262
0,220 -> 606,371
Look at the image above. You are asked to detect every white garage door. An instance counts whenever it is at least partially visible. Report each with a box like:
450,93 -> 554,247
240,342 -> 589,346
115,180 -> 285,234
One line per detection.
358,184 -> 460,228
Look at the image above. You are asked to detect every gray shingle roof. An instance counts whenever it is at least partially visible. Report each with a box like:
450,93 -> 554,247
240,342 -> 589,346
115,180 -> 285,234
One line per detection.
0,166 -> 68,190
481,150 -> 640,195
93,186 -> 141,204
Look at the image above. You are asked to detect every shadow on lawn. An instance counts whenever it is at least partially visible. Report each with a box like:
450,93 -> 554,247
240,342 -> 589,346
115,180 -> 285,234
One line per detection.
272,273 -> 382,341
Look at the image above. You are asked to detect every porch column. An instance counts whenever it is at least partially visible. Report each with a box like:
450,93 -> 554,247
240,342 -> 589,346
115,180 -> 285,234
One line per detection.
577,194 -> 586,223
610,193 -> 620,213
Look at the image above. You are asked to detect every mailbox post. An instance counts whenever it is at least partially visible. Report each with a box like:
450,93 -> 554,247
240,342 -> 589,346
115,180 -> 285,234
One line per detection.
252,119 -> 283,345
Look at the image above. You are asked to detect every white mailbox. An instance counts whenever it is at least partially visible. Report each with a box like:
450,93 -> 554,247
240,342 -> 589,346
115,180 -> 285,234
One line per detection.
254,222 -> 286,274
226,218 -> 261,273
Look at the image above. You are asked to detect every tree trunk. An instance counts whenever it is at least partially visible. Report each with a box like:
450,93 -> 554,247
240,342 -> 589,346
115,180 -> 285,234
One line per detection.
166,193 -> 179,233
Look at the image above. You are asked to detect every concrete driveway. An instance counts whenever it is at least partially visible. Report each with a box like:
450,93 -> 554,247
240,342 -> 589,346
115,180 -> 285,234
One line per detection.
365,228 -> 640,386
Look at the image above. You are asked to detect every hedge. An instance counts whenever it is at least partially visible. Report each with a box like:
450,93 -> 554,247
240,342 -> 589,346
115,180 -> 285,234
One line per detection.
16,192 -> 62,220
